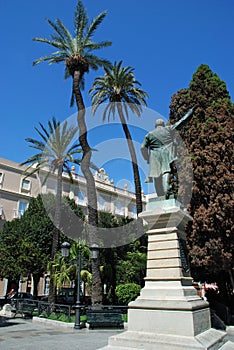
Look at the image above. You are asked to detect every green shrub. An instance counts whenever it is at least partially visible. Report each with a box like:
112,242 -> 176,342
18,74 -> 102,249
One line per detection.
57,314 -> 69,322
122,314 -> 128,322
69,314 -> 87,323
45,313 -> 87,323
115,283 -> 141,305
48,312 -> 59,320
80,315 -> 87,322
70,315 -> 76,323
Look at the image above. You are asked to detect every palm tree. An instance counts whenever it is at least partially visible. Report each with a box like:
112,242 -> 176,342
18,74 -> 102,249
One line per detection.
21,117 -> 82,302
21,117 -> 82,255
33,0 -> 111,305
48,254 -> 74,291
90,61 -> 148,214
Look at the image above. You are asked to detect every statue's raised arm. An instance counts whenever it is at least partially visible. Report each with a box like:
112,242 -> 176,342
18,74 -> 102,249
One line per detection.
171,107 -> 194,130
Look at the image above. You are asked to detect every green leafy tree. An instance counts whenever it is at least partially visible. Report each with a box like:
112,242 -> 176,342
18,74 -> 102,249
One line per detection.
169,64 -> 234,304
33,0 -> 112,305
0,220 -> 32,282
20,195 -> 55,295
0,195 -> 54,295
116,251 -> 146,287
98,211 -> 120,304
47,211 -> 147,304
90,61 -> 148,214
98,212 -> 147,303
59,196 -> 85,240
115,239 -> 147,287
115,283 -> 141,305
0,194 -> 86,297
22,195 -> 54,255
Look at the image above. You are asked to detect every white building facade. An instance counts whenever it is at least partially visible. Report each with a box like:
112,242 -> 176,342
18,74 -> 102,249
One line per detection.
0,158 -> 146,227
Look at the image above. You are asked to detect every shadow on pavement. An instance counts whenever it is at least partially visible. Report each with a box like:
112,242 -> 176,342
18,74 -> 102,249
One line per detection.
0,316 -> 21,327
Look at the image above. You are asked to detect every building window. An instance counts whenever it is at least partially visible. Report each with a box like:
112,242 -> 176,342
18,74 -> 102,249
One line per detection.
21,178 -> 31,192
17,201 -> 28,218
0,172 -> 4,187
62,182 -> 70,194
77,190 -> 86,204
98,195 -> 106,210
129,204 -> 137,218
44,275 -> 50,295
47,178 -> 56,192
116,201 -> 124,215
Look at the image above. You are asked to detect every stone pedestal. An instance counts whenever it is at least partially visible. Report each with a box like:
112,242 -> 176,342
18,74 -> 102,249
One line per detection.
99,199 -> 228,349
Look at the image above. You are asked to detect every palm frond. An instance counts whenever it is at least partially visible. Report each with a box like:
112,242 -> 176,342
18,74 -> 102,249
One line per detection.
33,0 -> 111,93
33,37 -> 65,51
85,54 -> 111,70
20,153 -> 44,167
46,19 -> 67,42
90,60 -> 148,122
33,53 -> 67,66
55,19 -> 75,52
85,11 -> 107,42
85,41 -> 112,51
75,0 -> 88,48
24,138 -> 45,150
35,125 -> 50,142
22,117 -> 83,187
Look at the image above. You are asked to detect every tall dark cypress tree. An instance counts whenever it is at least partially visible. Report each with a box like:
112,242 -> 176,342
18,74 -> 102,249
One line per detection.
169,64 -> 234,303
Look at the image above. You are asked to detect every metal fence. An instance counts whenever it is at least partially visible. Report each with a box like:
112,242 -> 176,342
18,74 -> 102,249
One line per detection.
6,298 -> 128,322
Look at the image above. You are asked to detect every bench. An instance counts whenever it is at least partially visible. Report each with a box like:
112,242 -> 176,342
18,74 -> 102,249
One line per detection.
86,309 -> 124,330
12,301 -> 37,319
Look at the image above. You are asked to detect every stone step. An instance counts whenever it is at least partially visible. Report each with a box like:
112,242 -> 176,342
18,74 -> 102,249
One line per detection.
98,347 -> 138,350
219,341 -> 234,349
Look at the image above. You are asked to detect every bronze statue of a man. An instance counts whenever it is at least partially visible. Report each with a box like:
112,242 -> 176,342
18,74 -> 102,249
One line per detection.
141,108 -> 194,198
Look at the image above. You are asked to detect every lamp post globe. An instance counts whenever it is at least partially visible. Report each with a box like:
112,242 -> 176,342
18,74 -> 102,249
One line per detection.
61,241 -> 71,258
90,243 -> 99,259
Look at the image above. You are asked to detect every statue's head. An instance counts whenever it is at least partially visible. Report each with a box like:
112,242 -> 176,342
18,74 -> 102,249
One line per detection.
155,119 -> 165,128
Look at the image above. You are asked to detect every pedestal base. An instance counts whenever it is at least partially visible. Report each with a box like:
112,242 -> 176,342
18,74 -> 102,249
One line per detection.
99,328 -> 227,350
98,200 -> 229,349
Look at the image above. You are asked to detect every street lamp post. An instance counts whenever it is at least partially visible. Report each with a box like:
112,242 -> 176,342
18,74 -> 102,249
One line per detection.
61,242 -> 84,330
74,245 -> 82,329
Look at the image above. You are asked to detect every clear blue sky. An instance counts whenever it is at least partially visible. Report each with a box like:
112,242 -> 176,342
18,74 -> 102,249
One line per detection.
0,0 -> 233,193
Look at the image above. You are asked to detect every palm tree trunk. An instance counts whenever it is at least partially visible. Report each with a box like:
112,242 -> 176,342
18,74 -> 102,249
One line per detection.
49,165 -> 63,303
32,274 -> 40,297
73,70 -> 102,305
51,166 -> 63,257
117,104 -> 143,214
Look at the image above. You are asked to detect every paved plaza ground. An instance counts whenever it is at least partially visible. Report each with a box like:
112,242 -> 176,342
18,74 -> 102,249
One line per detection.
0,317 -> 124,350
0,316 -> 234,350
